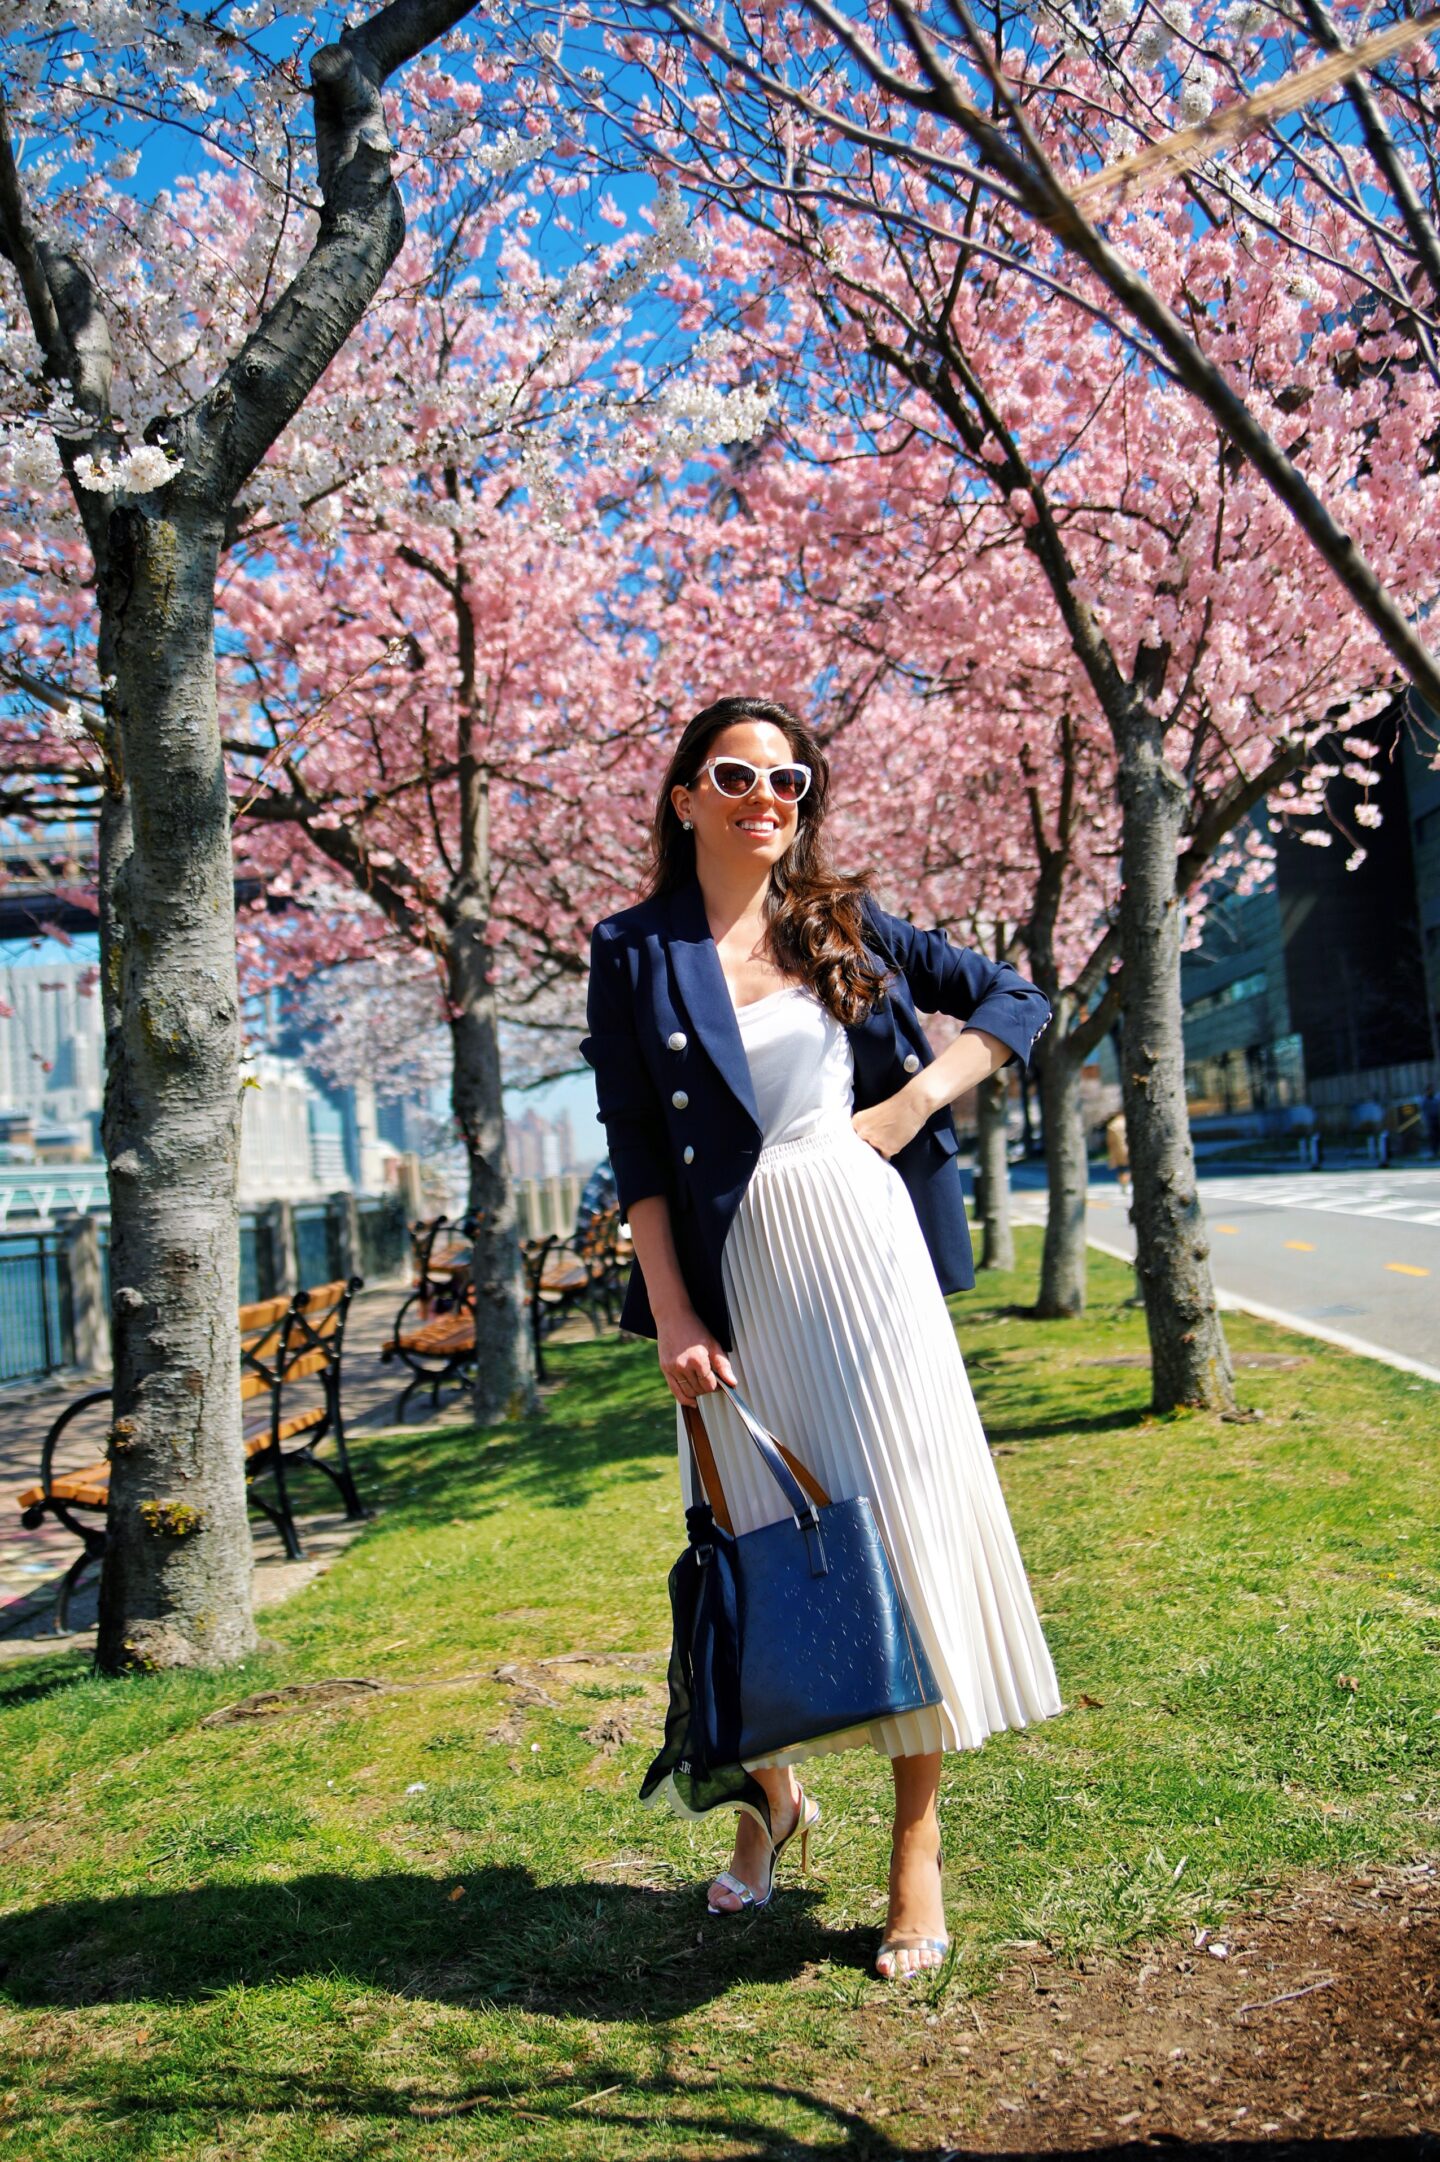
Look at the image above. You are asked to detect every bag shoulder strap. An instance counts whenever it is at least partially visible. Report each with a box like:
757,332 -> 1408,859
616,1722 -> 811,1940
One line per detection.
682,1400 -> 733,1534
682,1382 -> 831,1533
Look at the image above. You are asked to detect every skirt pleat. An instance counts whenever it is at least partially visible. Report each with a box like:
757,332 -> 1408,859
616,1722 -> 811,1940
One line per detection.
677,1111 -> 1063,1766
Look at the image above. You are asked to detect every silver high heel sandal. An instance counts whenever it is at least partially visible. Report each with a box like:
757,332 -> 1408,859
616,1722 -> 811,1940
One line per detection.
706,1785 -> 822,1915
875,1842 -> 949,1980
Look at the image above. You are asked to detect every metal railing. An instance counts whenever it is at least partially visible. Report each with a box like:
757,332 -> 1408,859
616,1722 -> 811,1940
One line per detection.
238,1211 -> 280,1307
2,1191 -> 414,1388
0,1230 -> 75,1384
293,1202 -> 344,1289
355,1193 -> 408,1280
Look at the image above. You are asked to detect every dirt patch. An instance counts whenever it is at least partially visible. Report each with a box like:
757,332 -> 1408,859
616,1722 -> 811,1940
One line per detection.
486,1650 -> 665,1747
199,1677 -> 386,1725
844,1856 -> 1438,2153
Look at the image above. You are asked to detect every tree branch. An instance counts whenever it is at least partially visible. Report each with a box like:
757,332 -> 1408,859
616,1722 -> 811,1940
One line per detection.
181,0 -> 477,503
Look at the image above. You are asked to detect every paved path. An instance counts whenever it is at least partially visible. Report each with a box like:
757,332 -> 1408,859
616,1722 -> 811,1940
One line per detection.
1011,1165 -> 1439,1379
0,1279 -> 491,1657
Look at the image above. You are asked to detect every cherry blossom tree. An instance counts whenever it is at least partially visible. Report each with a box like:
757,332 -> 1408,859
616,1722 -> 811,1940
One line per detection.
0,0 -> 799,1642
0,0 -> 543,1673
559,0 -> 1440,707
227,490 -> 641,1419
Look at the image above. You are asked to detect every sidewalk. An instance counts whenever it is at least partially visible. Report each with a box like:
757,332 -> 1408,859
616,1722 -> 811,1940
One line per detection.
0,1279 -> 521,1660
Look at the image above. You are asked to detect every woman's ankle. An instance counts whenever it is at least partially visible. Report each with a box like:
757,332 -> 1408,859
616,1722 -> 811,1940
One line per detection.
890,1811 -> 941,1859
756,1771 -> 800,1829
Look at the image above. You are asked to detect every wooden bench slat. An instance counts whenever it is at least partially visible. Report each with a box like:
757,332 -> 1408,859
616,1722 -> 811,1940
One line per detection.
387,1317 -> 477,1358
239,1293 -> 292,1332
280,1347 -> 330,1384
275,1406 -> 327,1443
299,1279 -> 351,1307
19,1467 -> 108,1511
245,1407 -> 327,1450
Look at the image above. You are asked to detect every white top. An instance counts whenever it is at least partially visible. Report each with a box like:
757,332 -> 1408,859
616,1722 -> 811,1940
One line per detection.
731,983 -> 855,1147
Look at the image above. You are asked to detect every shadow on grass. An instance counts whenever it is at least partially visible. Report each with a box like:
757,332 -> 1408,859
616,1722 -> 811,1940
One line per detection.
361,1337 -> 676,1523
0,1866 -> 889,2020
0,2057 -> 931,2157
982,1404 -> 1154,1446
0,1654 -> 93,1712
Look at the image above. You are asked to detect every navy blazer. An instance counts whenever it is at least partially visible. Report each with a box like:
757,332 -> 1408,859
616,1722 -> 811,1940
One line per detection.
579,878 -> 1051,1349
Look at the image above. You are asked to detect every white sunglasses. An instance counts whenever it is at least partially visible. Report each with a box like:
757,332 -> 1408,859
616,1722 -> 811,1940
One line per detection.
692,756 -> 813,804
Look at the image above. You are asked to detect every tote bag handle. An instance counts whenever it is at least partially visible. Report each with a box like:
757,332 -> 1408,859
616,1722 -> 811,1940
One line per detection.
682,1378 -> 831,1535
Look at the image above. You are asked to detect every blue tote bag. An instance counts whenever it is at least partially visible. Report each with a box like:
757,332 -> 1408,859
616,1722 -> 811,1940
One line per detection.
674,1379 -> 941,1767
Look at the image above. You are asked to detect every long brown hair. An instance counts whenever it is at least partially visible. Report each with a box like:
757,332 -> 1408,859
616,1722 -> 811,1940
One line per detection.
645,695 -> 893,1027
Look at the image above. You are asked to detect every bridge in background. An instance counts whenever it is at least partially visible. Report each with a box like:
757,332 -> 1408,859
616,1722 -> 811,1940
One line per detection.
0,846 -> 266,942
0,1162 -> 110,1228
0,846 -> 100,942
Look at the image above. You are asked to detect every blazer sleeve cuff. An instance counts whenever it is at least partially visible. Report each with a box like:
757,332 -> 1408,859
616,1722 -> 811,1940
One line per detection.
964,988 -> 1052,1071
606,1147 -> 668,1217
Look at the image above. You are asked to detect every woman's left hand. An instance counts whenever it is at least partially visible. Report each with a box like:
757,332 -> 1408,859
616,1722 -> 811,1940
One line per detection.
851,1089 -> 929,1160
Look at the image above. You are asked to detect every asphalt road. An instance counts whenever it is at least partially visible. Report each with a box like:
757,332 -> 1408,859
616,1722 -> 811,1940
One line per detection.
1010,1163 -> 1439,1379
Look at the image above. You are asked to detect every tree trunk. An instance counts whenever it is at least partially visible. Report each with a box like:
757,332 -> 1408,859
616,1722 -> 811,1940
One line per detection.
1115,718 -> 1237,1413
975,1070 -> 1015,1272
95,506 -> 255,1674
445,906 -> 540,1427
1035,1034 -> 1089,1317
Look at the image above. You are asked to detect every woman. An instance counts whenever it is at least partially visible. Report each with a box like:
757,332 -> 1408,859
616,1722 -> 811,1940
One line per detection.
580,695 -> 1064,1980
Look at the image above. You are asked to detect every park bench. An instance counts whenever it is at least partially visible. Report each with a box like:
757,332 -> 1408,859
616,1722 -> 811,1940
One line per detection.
523,1205 -> 627,1381
382,1205 -> 629,1403
408,1213 -> 474,1302
17,1276 -> 367,1632
380,1213 -> 480,1416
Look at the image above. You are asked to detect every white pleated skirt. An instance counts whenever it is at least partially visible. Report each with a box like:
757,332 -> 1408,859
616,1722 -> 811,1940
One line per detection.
677,1110 -> 1064,1765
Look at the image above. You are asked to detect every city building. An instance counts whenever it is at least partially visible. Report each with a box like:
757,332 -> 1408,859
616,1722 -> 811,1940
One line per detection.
1407,711 -> 1440,1024
505,1105 -> 578,1181
0,958 -> 104,1130
238,1053 -> 322,1202
1181,700 -> 1439,1122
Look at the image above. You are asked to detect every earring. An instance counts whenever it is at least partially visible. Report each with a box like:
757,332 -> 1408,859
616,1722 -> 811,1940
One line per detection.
682,818 -> 693,831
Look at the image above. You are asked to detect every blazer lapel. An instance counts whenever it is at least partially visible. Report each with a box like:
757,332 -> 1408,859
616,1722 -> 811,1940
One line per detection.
664,880 -> 763,1134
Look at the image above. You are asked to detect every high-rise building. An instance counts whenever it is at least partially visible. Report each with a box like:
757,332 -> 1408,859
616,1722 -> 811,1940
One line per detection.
0,960 -> 104,1128
1181,699 -> 1438,1117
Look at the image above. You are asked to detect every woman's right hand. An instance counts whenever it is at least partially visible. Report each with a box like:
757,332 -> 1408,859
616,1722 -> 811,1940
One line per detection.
656,1307 -> 737,1405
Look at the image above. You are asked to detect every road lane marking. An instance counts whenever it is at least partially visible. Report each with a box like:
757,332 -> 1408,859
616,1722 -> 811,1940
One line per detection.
1285,1240 -> 1314,1251
1078,1228 -> 1440,1382
1385,1262 -> 1431,1277
1192,1179 -> 1440,1229
1214,1224 -> 1239,1234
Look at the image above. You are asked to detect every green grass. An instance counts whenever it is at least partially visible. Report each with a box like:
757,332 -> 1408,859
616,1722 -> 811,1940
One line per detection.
0,1234 -> 1436,2159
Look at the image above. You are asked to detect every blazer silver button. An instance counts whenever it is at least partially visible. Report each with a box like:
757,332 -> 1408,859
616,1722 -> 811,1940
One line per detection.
672,1089 -> 689,1109
667,1030 -> 687,1051
902,1053 -> 921,1074
683,1144 -> 695,1164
